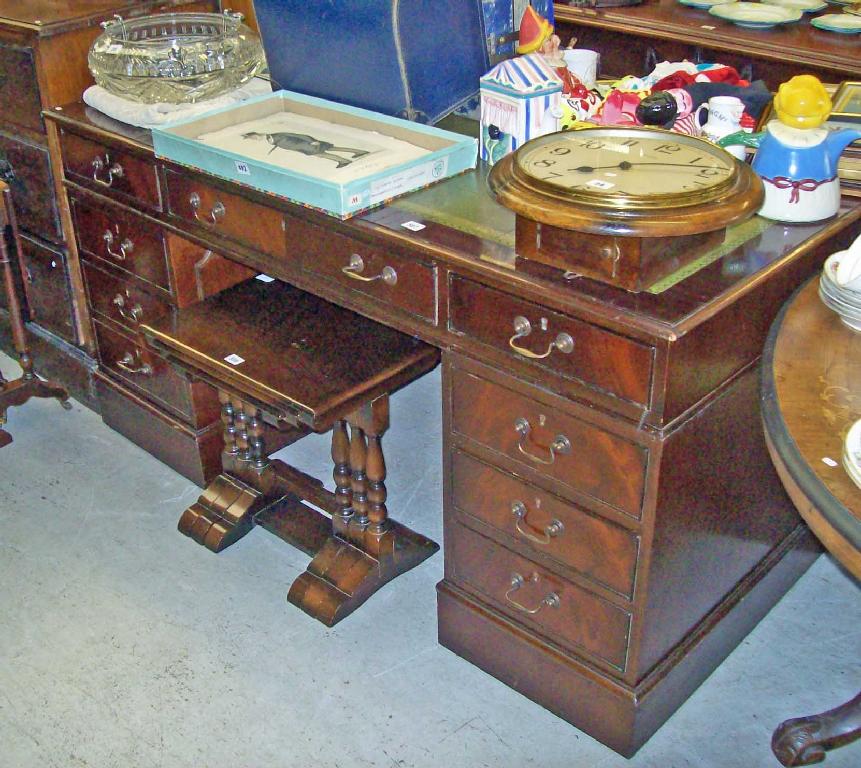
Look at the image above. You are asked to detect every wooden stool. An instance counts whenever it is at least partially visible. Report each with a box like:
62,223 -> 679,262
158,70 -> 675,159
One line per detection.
142,278 -> 440,625
0,181 -> 69,447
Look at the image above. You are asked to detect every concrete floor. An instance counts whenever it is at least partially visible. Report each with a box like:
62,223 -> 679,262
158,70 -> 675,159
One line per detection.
1,350 -> 859,768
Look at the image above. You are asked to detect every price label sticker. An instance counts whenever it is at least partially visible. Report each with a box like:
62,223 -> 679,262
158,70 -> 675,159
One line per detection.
255,274 -> 275,283
822,457 -> 838,467
235,161 -> 252,176
224,354 -> 245,366
401,220 -> 426,232
587,179 -> 614,190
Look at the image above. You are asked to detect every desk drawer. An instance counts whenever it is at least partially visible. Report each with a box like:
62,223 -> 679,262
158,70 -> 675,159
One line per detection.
62,131 -> 161,210
72,196 -> 170,292
0,132 -> 61,242
295,218 -> 437,323
165,169 -> 287,258
449,275 -> 653,407
451,367 -> 647,518
452,451 -> 640,598
18,236 -> 75,342
93,317 -> 218,427
450,523 -> 631,671
95,370 -> 222,487
83,259 -> 173,334
0,43 -> 42,133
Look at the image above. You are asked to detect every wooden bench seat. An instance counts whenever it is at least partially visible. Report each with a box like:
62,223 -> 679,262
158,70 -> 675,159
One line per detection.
141,278 -> 440,625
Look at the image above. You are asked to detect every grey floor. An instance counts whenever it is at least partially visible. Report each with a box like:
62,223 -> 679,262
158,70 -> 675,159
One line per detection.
1,350 -> 859,768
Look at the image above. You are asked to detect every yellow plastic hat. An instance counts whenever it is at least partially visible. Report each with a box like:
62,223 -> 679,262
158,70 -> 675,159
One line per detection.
516,6 -> 553,54
773,75 -> 832,130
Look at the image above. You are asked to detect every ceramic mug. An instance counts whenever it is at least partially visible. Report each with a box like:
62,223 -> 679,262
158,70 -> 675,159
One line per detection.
562,49 -> 599,89
695,96 -> 746,159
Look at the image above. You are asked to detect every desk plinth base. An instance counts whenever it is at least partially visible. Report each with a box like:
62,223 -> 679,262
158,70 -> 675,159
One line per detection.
437,524 -> 819,758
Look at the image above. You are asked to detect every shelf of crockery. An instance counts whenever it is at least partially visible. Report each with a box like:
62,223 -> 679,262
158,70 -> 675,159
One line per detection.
553,0 -> 861,89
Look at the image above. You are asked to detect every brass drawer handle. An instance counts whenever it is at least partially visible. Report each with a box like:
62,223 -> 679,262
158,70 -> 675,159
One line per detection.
92,155 -> 124,187
116,351 -> 152,376
189,192 -> 226,224
511,501 -> 564,545
505,572 -> 560,615
112,293 -> 143,323
341,253 -> 398,286
509,315 -> 574,360
102,230 -> 134,261
514,417 -> 571,466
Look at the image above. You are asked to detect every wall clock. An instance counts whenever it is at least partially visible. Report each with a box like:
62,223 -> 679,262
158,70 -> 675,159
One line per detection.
488,126 -> 764,291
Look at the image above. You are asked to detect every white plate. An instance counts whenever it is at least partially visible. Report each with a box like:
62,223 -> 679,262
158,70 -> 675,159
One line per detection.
811,13 -> 861,31
677,0 -> 733,6
762,0 -> 827,10
843,419 -> 861,488
709,2 -> 803,25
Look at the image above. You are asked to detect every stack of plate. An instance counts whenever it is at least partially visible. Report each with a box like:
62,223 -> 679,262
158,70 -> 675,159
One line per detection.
842,418 -> 861,490
819,251 -> 861,332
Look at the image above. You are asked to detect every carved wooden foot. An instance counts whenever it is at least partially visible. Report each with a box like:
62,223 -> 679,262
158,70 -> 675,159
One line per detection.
287,402 -> 439,625
0,374 -> 70,448
287,519 -> 439,626
178,473 -> 267,552
772,692 -> 861,766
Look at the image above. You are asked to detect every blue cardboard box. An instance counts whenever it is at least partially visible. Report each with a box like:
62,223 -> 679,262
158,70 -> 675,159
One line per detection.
251,1 -> 555,124
152,89 -> 477,219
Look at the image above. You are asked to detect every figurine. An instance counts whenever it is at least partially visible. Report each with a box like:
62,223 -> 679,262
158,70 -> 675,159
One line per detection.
515,5 -> 554,56
479,51 -> 563,164
241,131 -> 369,168
720,75 -> 861,223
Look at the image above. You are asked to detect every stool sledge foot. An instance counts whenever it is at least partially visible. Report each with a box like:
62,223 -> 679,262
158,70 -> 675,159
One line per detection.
287,520 -> 439,626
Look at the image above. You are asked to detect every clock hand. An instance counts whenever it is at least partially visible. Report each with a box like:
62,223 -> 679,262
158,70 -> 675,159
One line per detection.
572,162 -> 633,172
571,161 -> 722,173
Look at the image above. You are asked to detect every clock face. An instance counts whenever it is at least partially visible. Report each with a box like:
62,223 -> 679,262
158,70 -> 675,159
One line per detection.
514,128 -> 737,208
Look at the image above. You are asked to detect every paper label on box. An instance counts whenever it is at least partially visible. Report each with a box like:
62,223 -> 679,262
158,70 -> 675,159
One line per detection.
234,160 -> 252,176
224,354 -> 245,366
369,158 -> 449,206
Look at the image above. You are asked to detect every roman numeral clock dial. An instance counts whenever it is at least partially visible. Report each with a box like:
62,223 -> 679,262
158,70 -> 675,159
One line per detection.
488,127 -> 763,292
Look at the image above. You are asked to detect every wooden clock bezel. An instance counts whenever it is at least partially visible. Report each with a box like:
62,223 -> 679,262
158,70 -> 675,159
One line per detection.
488,127 -> 764,239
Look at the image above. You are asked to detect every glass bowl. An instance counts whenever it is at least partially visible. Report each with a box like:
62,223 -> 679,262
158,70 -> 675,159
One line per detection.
88,11 -> 265,104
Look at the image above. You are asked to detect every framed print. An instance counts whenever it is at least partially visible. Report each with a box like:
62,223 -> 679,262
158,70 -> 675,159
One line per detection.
832,81 -> 861,124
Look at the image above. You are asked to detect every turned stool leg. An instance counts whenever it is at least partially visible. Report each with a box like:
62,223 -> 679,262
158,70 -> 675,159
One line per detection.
349,422 -> 369,531
331,419 -> 353,535
366,433 -> 388,535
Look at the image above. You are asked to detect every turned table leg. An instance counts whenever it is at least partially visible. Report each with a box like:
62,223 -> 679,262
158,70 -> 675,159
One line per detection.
0,182 -> 69,448
772,691 -> 861,766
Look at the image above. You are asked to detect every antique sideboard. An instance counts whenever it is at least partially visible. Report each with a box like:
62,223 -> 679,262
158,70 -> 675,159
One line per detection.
553,0 -> 861,89
43,100 -> 861,756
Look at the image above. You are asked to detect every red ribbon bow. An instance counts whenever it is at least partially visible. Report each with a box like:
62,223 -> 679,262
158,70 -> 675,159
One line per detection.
762,175 -> 834,204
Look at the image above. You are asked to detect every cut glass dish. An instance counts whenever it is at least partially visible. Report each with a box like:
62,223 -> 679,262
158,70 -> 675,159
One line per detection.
88,11 -> 265,104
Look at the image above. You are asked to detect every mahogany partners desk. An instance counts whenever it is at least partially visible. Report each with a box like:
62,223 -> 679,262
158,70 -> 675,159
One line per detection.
45,102 -> 861,757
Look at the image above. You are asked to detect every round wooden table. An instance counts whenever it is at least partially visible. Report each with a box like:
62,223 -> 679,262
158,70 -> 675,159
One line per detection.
761,276 -> 861,766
